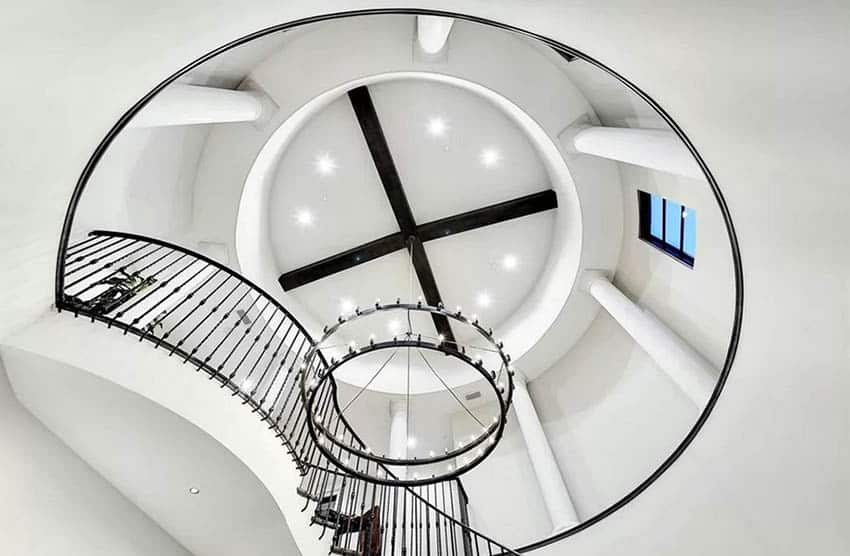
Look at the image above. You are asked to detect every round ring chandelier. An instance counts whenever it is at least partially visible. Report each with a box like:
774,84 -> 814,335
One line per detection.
301,299 -> 515,486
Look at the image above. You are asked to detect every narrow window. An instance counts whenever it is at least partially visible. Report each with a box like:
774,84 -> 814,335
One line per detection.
637,190 -> 695,267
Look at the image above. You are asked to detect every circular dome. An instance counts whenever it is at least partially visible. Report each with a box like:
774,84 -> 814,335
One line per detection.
61,10 -> 742,553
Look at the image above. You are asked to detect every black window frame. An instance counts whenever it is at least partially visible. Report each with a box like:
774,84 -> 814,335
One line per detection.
637,190 -> 695,268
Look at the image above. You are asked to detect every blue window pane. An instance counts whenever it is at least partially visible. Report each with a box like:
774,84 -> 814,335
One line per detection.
683,207 -> 697,257
649,194 -> 663,239
665,201 -> 682,249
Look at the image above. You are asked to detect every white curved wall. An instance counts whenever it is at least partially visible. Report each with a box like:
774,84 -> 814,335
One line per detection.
0,360 -> 190,556
3,314 -> 329,556
3,347 -> 294,556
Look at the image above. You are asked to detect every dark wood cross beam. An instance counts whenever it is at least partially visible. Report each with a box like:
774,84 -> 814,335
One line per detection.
278,85 -> 558,343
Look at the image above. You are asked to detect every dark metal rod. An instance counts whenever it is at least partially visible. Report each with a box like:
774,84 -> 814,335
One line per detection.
164,274 -> 234,352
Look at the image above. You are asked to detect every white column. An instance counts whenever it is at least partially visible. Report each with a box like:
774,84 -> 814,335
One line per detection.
585,272 -> 717,407
512,371 -> 579,533
129,84 -> 264,128
416,15 -> 454,54
388,399 -> 408,479
566,125 -> 703,179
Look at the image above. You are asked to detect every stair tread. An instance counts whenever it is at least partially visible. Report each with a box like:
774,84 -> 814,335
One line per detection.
329,547 -> 360,556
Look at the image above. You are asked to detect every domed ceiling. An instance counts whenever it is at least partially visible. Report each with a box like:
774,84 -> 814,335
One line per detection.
269,79 -> 555,347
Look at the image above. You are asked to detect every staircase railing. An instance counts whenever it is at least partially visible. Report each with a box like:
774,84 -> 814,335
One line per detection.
57,229 -> 518,556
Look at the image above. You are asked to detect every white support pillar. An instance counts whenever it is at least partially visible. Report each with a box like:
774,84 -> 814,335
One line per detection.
565,125 -> 703,179
388,399 -> 408,479
129,84 -> 264,128
584,272 -> 717,407
416,15 -> 454,54
512,371 -> 579,533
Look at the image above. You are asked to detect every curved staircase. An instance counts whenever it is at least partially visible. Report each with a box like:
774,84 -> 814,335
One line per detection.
57,229 -> 518,556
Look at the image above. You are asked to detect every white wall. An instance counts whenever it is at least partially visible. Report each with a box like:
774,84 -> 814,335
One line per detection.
0,359 -> 190,556
74,126 -> 210,241
4,348 -> 293,556
3,313 -> 329,556
451,406 -> 551,547
531,311 -> 697,519
614,163 -> 735,369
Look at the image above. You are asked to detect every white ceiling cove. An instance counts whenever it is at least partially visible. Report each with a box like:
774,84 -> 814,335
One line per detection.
270,78 -> 554,336
4,348 -> 293,556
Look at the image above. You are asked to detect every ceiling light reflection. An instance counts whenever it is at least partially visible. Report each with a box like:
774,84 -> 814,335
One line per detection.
315,153 -> 337,176
480,147 -> 501,167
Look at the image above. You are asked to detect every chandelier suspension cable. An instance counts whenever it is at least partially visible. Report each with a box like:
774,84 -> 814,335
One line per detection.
415,332 -> 502,354
417,349 -> 487,429
339,348 -> 400,415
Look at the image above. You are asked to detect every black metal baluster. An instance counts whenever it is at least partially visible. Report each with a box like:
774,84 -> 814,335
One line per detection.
379,483 -> 390,556
214,299 -> 272,383
65,234 -> 110,258
120,256 -> 199,334
237,318 -> 291,396
390,485 -> 399,556
107,251 -> 188,329
247,322 -> 295,403
183,285 -> 250,366
226,305 -> 277,386
442,482 -> 456,556
425,486 -> 432,556
198,289 -> 262,375
271,338 -> 310,427
164,274 -> 235,354
64,237 -> 131,274
64,241 -> 153,292
260,334 -> 306,415
138,264 -> 219,343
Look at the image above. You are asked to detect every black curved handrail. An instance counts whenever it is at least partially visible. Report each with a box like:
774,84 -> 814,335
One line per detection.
52,9 -> 744,553
58,229 -> 518,556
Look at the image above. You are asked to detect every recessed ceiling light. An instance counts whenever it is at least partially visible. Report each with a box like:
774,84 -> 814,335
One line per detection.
427,117 -> 448,137
407,436 -> 417,448
501,254 -> 518,271
480,147 -> 501,167
476,292 -> 492,308
188,487 -> 200,495
295,208 -> 314,227
315,153 -> 337,176
340,298 -> 355,314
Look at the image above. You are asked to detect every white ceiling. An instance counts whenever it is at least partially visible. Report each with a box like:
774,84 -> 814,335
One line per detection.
4,348 -> 294,556
269,78 -> 554,350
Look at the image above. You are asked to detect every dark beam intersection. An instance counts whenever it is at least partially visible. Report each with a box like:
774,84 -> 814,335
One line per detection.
278,86 -> 559,343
